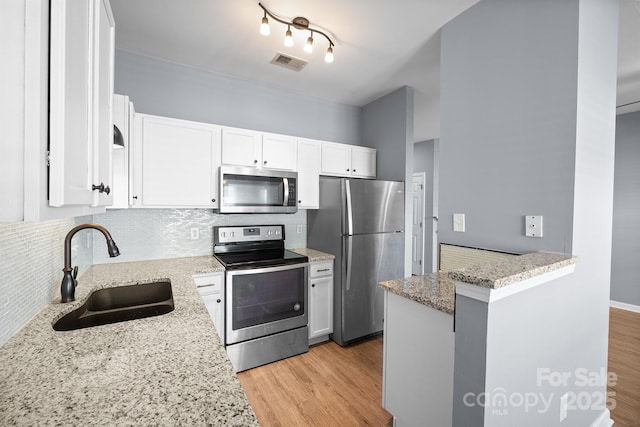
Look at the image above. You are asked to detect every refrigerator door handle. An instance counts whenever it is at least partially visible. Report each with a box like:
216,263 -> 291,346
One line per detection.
345,179 -> 353,235
345,236 -> 353,291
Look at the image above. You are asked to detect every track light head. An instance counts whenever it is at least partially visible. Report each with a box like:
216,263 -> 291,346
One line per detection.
325,46 -> 334,63
284,26 -> 294,47
304,33 -> 314,53
260,14 -> 270,36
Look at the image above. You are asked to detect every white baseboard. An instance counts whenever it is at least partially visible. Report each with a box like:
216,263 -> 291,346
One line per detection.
610,300 -> 640,313
590,409 -> 613,427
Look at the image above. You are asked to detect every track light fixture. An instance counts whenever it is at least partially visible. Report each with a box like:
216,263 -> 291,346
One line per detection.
258,2 -> 335,63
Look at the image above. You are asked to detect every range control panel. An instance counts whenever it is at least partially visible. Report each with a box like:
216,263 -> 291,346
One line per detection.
214,225 -> 284,244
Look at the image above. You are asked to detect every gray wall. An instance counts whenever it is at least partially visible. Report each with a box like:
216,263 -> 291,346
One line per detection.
362,87 -> 415,276
414,139 -> 439,273
611,111 -> 640,306
441,0 -> 618,425
115,49 -> 362,145
439,0 -> 578,255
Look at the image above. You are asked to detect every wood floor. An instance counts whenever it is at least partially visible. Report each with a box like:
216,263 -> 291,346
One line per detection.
608,307 -> 640,426
237,337 -> 392,426
238,309 -> 640,426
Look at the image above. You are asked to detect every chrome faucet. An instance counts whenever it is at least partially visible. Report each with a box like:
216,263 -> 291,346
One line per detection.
60,223 -> 120,303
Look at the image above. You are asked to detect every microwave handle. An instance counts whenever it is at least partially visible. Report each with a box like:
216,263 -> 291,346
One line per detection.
282,177 -> 289,206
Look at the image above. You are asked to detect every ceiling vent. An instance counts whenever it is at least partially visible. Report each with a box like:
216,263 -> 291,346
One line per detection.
271,53 -> 308,72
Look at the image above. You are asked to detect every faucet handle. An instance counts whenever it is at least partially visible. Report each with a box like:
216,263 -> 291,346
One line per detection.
72,266 -> 78,280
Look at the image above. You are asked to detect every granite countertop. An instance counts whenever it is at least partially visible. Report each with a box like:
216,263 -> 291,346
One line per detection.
291,248 -> 335,262
379,251 -> 577,313
379,273 -> 455,315
448,251 -> 578,289
0,256 -> 258,426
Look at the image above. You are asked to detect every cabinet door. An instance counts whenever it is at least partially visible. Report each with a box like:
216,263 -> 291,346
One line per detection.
200,291 -> 225,342
221,127 -> 262,167
91,0 -> 115,207
194,273 -> 225,342
321,141 -> 352,176
49,0 -> 114,207
136,115 -> 220,207
309,275 -> 333,340
351,147 -> 376,178
49,0 -> 93,206
297,138 -> 320,209
262,133 -> 297,171
110,94 -> 129,209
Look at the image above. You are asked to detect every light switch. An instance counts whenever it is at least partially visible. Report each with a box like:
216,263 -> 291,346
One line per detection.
525,215 -> 543,237
453,213 -> 465,232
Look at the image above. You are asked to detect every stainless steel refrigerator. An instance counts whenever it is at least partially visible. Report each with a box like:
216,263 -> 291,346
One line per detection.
307,177 -> 405,346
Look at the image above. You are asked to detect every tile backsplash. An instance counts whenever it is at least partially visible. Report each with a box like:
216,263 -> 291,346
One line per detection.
91,209 -> 308,264
1,208 -> 307,346
0,216 -> 93,345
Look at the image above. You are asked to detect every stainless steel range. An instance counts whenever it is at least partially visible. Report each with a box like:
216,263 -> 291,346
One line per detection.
213,225 -> 309,372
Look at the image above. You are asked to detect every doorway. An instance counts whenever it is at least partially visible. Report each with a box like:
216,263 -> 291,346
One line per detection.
412,173 -> 426,275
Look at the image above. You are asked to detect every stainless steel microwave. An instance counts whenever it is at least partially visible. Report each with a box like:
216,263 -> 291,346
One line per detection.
218,166 -> 298,213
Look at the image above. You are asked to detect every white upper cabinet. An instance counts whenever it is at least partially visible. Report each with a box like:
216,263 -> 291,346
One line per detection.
221,127 -> 297,171
110,93 -> 134,209
321,142 -> 352,176
321,141 -> 376,179
297,138 -> 321,209
351,146 -> 377,178
221,127 -> 262,168
2,0 -> 110,221
262,133 -> 297,171
131,114 -> 221,208
49,0 -> 115,207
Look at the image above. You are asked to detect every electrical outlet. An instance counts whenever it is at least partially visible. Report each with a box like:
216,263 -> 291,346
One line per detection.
297,224 -> 304,234
190,228 -> 199,240
560,393 -> 568,422
453,213 -> 465,232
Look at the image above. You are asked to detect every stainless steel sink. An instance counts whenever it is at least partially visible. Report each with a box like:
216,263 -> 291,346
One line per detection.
53,281 -> 174,331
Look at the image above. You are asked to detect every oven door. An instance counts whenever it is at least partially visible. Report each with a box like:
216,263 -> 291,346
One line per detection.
225,263 -> 308,345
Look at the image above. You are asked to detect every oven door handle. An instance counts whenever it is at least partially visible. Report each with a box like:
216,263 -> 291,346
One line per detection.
282,177 -> 289,206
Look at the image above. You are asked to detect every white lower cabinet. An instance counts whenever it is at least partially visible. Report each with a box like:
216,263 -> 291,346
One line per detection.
382,291 -> 454,426
193,273 -> 225,342
308,260 -> 334,344
131,114 -> 221,208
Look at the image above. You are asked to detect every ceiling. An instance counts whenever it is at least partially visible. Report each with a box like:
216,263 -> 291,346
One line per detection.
110,0 -> 640,143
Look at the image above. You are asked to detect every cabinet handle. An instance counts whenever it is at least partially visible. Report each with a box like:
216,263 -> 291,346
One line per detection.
92,183 -> 110,195
254,159 -> 258,164
311,284 -> 315,287
132,195 -> 138,200
317,268 -> 330,272
298,200 -> 302,204
353,169 -> 356,172
346,169 -> 350,172
216,299 -> 221,303
211,198 -> 216,203
264,160 -> 267,165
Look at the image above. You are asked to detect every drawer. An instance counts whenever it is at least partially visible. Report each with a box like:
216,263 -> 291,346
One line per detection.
192,272 -> 224,292
309,260 -> 333,278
